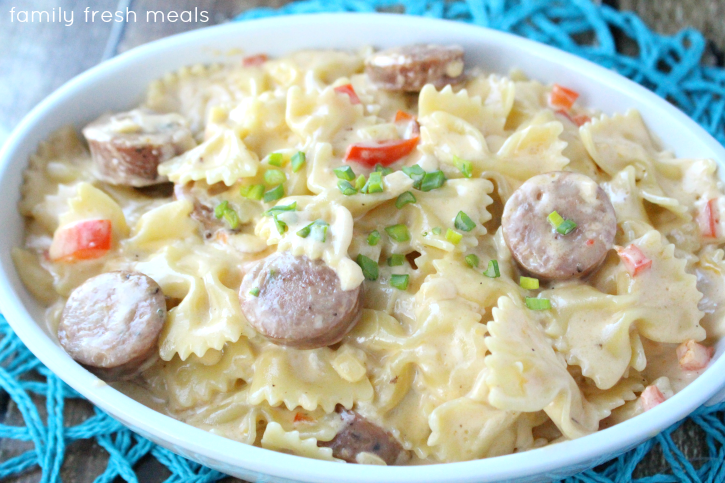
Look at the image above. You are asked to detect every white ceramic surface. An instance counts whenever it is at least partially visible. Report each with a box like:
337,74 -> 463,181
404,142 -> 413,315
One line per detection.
1,13 -> 724,483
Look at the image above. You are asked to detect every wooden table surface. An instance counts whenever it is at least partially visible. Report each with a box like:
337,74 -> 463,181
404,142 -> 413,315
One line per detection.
0,0 -> 723,481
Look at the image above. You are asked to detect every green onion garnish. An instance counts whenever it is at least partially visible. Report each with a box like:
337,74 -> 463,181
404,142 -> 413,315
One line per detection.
525,297 -> 551,310
557,219 -> 577,235
361,172 -> 384,194
264,169 -> 286,186
395,191 -> 417,209
420,170 -> 446,192
483,260 -> 500,278
388,254 -> 405,266
452,155 -> 473,178
402,165 -> 426,190
311,220 -> 329,242
367,230 -> 381,246
214,201 -> 230,219
273,216 -> 287,235
465,254 -> 479,268
385,224 -> 410,243
268,153 -> 284,167
264,202 -> 297,216
333,166 -> 356,181
263,185 -> 285,203
223,210 -> 240,230
291,151 -> 306,173
454,211 -> 476,232
548,211 -> 564,228
240,184 -> 264,201
249,287 -> 260,297
355,174 -> 367,191
356,254 -> 379,281
445,228 -> 462,245
548,211 -> 577,235
520,276 -> 539,290
337,180 -> 357,196
432,227 -> 442,235
374,164 -> 393,176
390,274 -> 409,290
296,224 -> 311,238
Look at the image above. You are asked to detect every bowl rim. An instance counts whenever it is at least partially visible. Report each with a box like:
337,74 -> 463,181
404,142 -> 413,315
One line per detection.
1,12 -> 724,483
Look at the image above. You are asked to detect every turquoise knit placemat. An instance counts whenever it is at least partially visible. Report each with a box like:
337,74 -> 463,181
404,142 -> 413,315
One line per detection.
2,1 -> 725,482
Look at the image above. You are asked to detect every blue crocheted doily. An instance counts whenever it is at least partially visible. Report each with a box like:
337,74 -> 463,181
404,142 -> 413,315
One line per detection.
2,1 -> 725,482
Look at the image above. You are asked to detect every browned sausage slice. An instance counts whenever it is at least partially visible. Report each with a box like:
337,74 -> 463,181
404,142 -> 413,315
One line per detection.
82,109 -> 195,187
365,44 -> 465,92
319,409 -> 409,465
173,182 -> 227,239
58,271 -> 166,380
502,171 -> 617,280
239,252 -> 363,349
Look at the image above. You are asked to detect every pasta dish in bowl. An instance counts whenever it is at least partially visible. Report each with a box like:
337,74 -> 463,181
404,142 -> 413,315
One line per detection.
2,13 -> 725,482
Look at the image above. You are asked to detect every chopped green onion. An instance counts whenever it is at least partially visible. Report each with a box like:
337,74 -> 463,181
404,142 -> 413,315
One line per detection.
548,211 -> 565,229
297,224 -> 311,238
367,230 -> 381,246
240,184 -> 264,201
395,191 -> 417,209
264,202 -> 297,216
249,287 -> 260,297
420,170 -> 446,192
264,169 -> 286,186
356,254 -> 379,281
454,211 -> 476,232
525,297 -> 551,310
354,174 -> 367,191
361,172 -> 384,194
291,151 -> 306,173
445,228 -> 462,245
388,254 -> 405,266
520,276 -> 540,290
557,219 -> 577,235
548,210 -> 577,235
453,155 -> 473,178
214,200 -> 230,219
263,185 -> 285,203
223,210 -> 240,230
310,220 -> 329,242
385,224 -> 410,243
337,180 -> 358,196
268,153 -> 284,167
333,166 -> 356,181
390,274 -> 409,290
465,254 -> 479,268
374,164 -> 393,176
273,216 -> 287,235
402,165 -> 426,190
483,260 -> 500,278
432,227 -> 442,235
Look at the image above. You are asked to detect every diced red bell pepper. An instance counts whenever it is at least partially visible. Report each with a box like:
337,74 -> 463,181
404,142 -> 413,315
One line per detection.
49,219 -> 112,262
344,137 -> 420,167
615,244 -> 652,276
700,198 -> 719,238
394,110 -> 414,122
640,385 -> 665,411
556,109 -> 590,127
242,54 -> 268,67
334,84 -> 361,105
549,84 -> 579,111
676,340 -> 714,371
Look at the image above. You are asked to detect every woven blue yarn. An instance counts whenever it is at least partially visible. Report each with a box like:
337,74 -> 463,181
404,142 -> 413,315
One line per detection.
2,1 -> 725,482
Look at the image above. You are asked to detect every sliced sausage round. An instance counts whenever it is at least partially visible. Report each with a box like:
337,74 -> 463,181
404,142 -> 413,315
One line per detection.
365,44 -> 465,92
174,182 -> 227,239
83,109 -> 195,187
502,171 -> 617,280
239,252 -> 363,349
58,271 -> 166,380
318,409 -> 409,465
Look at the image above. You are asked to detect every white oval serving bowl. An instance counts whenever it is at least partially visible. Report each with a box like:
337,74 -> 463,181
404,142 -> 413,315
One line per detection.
1,13 -> 724,483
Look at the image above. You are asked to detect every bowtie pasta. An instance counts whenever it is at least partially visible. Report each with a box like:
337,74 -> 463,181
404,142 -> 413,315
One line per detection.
14,44 -> 723,465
